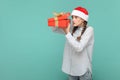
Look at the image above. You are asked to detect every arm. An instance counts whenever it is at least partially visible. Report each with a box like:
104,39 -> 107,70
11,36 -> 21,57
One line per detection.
51,27 -> 65,34
51,24 -> 72,34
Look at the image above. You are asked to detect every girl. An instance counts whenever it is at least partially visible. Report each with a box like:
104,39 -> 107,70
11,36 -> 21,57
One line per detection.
52,6 -> 94,80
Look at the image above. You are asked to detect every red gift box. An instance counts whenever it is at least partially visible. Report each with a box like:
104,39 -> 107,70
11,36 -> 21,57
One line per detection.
48,12 -> 71,28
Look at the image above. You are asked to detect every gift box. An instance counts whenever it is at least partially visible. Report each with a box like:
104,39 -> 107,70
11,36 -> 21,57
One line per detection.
48,12 -> 71,28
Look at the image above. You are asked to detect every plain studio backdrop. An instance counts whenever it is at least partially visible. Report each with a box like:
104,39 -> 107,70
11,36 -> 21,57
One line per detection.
0,0 -> 120,80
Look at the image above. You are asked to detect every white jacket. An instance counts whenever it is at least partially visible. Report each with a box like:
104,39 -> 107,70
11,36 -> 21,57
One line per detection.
52,26 -> 94,76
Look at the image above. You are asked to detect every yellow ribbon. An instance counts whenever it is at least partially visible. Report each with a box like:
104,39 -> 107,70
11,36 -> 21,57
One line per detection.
53,12 -> 64,17
53,12 -> 64,27
54,17 -> 58,27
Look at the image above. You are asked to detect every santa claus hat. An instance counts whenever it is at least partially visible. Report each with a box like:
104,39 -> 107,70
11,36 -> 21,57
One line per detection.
71,6 -> 89,21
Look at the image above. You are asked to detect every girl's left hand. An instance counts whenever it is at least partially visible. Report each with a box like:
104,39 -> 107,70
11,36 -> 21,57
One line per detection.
62,24 -> 70,34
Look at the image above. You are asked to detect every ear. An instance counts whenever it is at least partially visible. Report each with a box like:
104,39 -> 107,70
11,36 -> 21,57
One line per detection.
81,22 -> 84,27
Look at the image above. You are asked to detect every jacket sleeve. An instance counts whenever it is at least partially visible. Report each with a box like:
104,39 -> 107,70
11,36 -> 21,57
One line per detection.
65,27 -> 94,52
51,25 -> 73,34
51,27 -> 65,34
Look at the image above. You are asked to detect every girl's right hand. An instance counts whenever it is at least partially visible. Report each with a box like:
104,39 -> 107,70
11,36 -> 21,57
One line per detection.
62,23 -> 70,34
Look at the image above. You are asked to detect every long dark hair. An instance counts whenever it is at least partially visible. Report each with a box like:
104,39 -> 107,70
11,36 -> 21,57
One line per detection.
72,21 -> 87,41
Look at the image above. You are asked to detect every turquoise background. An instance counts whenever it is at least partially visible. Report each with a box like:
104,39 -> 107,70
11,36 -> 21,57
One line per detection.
0,0 -> 120,80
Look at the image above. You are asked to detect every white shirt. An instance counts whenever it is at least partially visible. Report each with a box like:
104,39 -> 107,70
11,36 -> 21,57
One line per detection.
52,26 -> 94,76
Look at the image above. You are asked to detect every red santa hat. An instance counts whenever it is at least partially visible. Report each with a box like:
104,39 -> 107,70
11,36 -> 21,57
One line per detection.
71,6 -> 89,21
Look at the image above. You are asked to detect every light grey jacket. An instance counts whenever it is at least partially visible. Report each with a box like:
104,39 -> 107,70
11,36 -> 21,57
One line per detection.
52,26 -> 94,76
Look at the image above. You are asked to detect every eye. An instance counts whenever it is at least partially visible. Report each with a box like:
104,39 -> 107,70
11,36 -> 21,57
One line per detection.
75,16 -> 78,19
71,16 -> 78,19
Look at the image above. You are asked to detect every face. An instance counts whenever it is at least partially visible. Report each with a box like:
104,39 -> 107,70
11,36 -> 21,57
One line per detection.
72,15 -> 84,27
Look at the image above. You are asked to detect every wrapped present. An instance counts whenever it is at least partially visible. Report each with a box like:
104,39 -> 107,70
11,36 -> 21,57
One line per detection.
48,12 -> 71,28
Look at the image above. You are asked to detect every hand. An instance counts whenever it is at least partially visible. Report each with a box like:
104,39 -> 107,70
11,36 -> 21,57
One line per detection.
62,24 -> 70,34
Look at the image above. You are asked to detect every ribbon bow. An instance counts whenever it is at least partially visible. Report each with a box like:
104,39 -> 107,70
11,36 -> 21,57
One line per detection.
53,12 -> 64,17
52,12 -> 64,27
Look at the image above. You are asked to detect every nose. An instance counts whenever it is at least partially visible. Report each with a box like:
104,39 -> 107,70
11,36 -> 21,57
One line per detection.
72,18 -> 75,23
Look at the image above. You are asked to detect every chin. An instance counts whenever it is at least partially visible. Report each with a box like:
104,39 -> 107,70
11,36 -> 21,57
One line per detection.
73,24 -> 76,26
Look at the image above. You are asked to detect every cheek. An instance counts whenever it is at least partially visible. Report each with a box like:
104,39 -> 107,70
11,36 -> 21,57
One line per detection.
72,19 -> 82,26
75,21 -> 81,25
77,20 -> 83,25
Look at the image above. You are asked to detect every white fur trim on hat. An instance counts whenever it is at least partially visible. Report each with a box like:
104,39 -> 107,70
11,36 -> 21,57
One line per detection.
71,10 -> 89,21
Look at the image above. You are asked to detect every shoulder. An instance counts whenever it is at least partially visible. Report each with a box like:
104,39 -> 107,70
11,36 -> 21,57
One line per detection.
83,26 -> 94,35
86,26 -> 94,32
